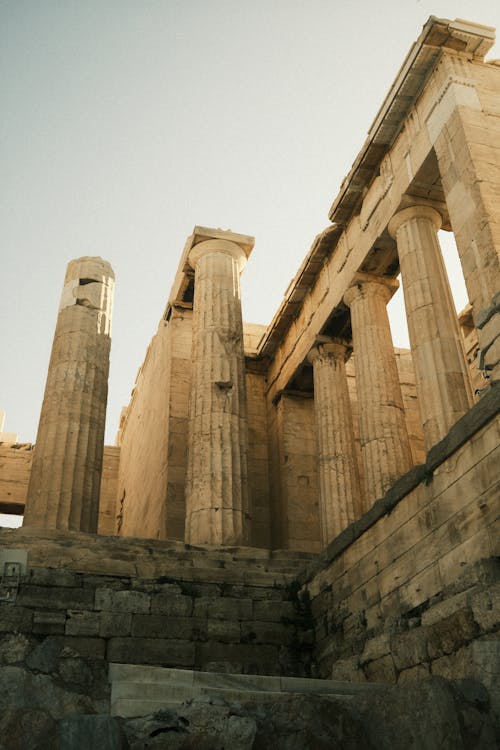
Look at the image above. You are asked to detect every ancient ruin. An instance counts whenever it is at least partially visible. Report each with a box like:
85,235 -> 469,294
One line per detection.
0,15 -> 499,748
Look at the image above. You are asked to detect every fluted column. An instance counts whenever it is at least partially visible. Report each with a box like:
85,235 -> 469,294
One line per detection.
308,339 -> 362,546
389,205 -> 474,449
185,238 -> 251,546
24,257 -> 114,532
344,274 -> 412,504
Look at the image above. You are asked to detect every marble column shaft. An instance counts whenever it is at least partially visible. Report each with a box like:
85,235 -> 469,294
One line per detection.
308,340 -> 362,546
389,205 -> 474,449
185,239 -> 250,546
24,257 -> 114,532
344,276 -> 413,504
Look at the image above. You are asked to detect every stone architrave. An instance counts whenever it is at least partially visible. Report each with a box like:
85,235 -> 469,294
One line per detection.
389,205 -> 474,449
24,257 -> 114,532
185,235 -> 253,546
308,339 -> 362,546
344,274 -> 413,504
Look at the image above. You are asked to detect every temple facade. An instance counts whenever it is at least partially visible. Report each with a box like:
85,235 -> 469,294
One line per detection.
0,17 -> 498,723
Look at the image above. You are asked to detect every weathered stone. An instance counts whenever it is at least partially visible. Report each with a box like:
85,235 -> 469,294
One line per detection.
391,628 -> 429,670
61,636 -> 106,659
0,633 -> 31,665
353,676 -> 498,750
122,704 -> 256,750
26,637 -> 62,673
185,230 -> 254,546
471,584 -> 500,632
397,663 -> 430,683
150,593 -> 193,617
57,714 -> 126,750
0,665 -> 96,718
131,614 -> 207,641
95,589 -> 150,614
195,642 -> 279,675
33,610 -> 66,635
389,205 -> 473,449
344,274 -> 413,505
58,657 -> 94,690
23,257 -> 114,533
430,645 -> 473,681
0,706 -> 56,750
193,597 -> 252,620
65,610 -> 100,637
361,632 -> 391,664
252,600 -> 295,622
29,568 -> 80,588
17,585 -> 94,610
421,590 -> 472,626
100,612 -> 132,638
364,654 -> 397,683
207,618 -> 241,643
308,340 -> 362,543
427,609 -> 478,659
241,621 -> 295,646
107,637 -> 195,667
247,695 -> 373,750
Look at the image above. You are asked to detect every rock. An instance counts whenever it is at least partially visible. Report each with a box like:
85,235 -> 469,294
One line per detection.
0,706 -> 56,750
0,665 -> 95,718
121,696 -> 371,750
26,637 -> 61,673
122,703 -> 255,750
57,714 -> 128,750
353,676 -> 500,749
0,633 -> 31,665
248,694 -> 373,750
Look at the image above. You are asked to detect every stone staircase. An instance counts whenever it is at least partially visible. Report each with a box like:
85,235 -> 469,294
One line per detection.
109,664 -> 382,718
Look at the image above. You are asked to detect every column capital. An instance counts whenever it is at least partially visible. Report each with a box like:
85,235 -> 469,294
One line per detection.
343,272 -> 399,308
307,337 -> 351,365
388,205 -> 442,239
188,238 -> 248,272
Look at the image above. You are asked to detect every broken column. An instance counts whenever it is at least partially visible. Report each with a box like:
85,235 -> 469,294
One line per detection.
344,274 -> 413,504
185,229 -> 254,546
389,205 -> 474,449
308,339 -> 362,546
23,257 -> 114,532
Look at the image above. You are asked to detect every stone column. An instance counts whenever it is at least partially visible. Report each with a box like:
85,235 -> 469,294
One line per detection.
185,237 -> 251,546
307,339 -> 362,546
389,205 -> 474,449
24,257 -> 114,532
344,274 -> 412,504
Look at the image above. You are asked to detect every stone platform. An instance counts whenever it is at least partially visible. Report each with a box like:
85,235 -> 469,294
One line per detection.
109,663 -> 382,717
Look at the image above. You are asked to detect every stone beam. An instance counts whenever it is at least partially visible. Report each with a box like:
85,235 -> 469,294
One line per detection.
262,24 -> 497,405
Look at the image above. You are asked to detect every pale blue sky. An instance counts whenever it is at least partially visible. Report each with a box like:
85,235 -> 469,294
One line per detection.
1,0 -> 499,448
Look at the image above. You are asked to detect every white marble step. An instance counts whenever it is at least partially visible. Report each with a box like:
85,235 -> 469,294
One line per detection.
109,664 -> 382,718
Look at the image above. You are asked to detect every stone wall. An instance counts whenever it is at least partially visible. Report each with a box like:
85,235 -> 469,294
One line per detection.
0,444 -> 32,515
246,371 -> 272,549
117,310 -> 192,541
268,393 -> 320,553
0,535 -> 313,679
301,386 -> 499,704
0,444 -> 119,531
97,447 -> 120,536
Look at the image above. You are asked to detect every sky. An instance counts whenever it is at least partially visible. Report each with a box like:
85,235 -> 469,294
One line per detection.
1,0 -> 500,449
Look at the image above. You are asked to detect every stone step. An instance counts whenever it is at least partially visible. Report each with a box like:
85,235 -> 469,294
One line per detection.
109,664 -> 383,718
1,527 -> 317,580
